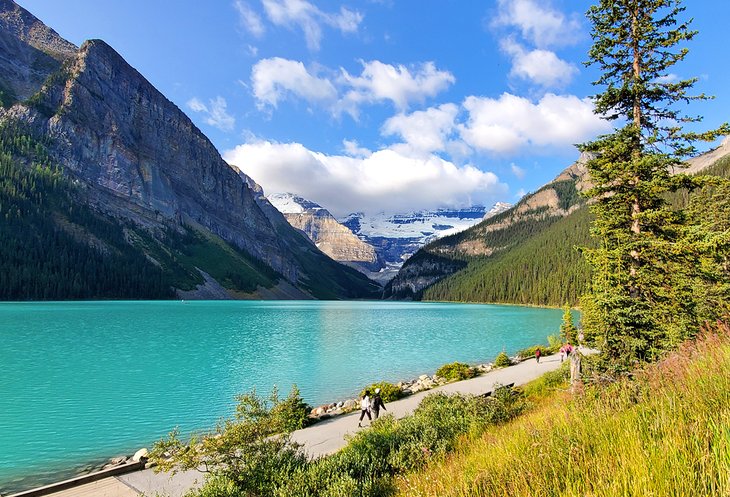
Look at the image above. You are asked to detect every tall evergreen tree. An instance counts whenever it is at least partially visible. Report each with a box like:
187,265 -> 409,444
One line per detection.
580,0 -> 729,370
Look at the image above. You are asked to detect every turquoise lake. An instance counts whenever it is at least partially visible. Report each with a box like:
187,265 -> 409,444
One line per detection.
0,300 -> 566,492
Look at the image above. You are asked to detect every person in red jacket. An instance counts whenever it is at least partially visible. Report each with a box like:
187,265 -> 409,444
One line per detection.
535,347 -> 541,363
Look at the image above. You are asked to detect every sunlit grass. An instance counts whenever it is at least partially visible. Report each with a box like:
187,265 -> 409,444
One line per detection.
398,323 -> 730,497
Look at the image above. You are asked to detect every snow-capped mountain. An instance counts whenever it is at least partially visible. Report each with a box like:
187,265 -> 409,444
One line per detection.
340,203 -> 512,282
268,193 -> 512,284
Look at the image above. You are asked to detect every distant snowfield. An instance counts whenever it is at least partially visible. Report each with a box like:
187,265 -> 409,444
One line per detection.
341,202 -> 512,241
267,192 -> 511,283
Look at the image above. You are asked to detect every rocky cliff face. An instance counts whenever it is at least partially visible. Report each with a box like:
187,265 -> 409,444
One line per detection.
268,193 -> 382,271
9,38 -> 299,282
0,0 -> 76,103
0,2 -> 380,299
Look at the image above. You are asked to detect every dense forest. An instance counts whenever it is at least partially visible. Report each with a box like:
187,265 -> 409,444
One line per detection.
0,122 -> 174,299
412,154 -> 730,307
0,121 -> 288,300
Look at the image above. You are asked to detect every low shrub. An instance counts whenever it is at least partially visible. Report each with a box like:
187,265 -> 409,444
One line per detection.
184,387 -> 528,497
494,352 -> 511,368
516,336 -> 563,360
435,361 -> 478,381
359,381 -> 404,403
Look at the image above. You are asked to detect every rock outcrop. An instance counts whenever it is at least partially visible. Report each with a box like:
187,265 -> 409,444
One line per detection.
268,193 -> 382,271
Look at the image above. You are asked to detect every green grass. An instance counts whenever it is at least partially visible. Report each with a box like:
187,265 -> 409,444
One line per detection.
397,323 -> 730,496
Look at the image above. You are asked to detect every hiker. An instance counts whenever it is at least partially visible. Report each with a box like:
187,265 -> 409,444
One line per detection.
371,387 -> 387,420
358,390 -> 371,427
559,346 -> 566,363
535,347 -> 541,363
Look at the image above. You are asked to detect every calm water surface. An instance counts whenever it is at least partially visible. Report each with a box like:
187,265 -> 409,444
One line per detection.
0,300 -> 564,492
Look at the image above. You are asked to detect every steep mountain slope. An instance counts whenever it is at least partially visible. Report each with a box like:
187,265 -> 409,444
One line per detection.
0,1 -> 380,300
385,154 -> 592,299
268,193 -> 383,274
388,141 -> 730,305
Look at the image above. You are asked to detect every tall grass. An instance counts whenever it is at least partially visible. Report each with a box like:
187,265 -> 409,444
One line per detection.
398,322 -> 730,497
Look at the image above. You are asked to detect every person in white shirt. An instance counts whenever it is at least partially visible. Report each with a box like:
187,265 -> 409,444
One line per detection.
358,390 -> 372,427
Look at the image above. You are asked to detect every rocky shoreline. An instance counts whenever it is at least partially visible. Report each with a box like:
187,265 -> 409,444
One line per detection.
306,359 -> 506,420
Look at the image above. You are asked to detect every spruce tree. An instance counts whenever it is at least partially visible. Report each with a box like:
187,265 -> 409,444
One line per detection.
580,0 -> 729,370
560,304 -> 578,344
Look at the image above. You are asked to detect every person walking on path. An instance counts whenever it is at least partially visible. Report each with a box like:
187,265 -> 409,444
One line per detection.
535,347 -> 541,363
371,388 -> 387,420
358,390 -> 372,427
559,346 -> 566,363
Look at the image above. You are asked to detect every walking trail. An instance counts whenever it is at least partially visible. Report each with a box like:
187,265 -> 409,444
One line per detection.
22,350 -> 576,497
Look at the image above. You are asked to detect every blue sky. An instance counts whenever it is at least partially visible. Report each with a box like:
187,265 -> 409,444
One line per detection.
18,0 -> 730,216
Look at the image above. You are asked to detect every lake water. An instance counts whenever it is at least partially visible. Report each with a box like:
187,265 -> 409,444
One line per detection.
0,300 -> 565,492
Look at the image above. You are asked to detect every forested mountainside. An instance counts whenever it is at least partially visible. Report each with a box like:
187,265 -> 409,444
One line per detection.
0,0 -> 380,300
387,141 -> 730,306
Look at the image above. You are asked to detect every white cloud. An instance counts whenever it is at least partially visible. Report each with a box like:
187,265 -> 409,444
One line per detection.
340,60 -> 455,113
186,96 -> 236,132
501,39 -> 578,88
224,141 -> 506,216
510,163 -> 526,179
250,58 -> 455,117
494,0 -> 581,48
251,57 -> 337,107
262,0 -> 363,51
459,93 -> 610,154
234,1 -> 265,37
381,103 -> 459,155
342,139 -> 372,158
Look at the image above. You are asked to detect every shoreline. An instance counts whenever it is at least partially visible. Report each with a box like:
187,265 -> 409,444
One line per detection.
2,350 -> 535,496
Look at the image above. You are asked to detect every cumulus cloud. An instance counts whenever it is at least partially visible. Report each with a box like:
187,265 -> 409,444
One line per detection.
501,39 -> 578,88
494,0 -> 581,48
186,96 -> 236,132
251,57 -> 337,107
250,58 -> 455,116
340,61 -> 455,113
224,141 -> 506,216
234,0 -> 265,37
459,93 -> 610,154
262,0 -> 363,51
381,103 -> 459,155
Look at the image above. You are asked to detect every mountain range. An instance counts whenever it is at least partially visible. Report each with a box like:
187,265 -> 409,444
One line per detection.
0,0 -> 380,300
267,192 -> 511,284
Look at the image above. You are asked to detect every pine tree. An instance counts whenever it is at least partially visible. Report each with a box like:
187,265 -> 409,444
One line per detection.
560,304 -> 578,344
580,0 -> 729,370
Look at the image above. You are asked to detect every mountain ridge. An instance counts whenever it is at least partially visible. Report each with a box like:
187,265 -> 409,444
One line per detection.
0,2 -> 380,300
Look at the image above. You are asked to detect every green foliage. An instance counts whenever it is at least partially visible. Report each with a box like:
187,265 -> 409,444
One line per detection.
0,121 -> 174,300
182,386 -> 526,497
359,382 -> 404,403
423,207 -> 594,306
270,388 -> 526,497
516,340 -> 560,360
186,475 -> 243,497
151,386 -> 310,495
494,352 -> 511,368
399,324 -> 730,496
435,362 -> 477,381
560,304 -> 578,343
581,0 -> 730,371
